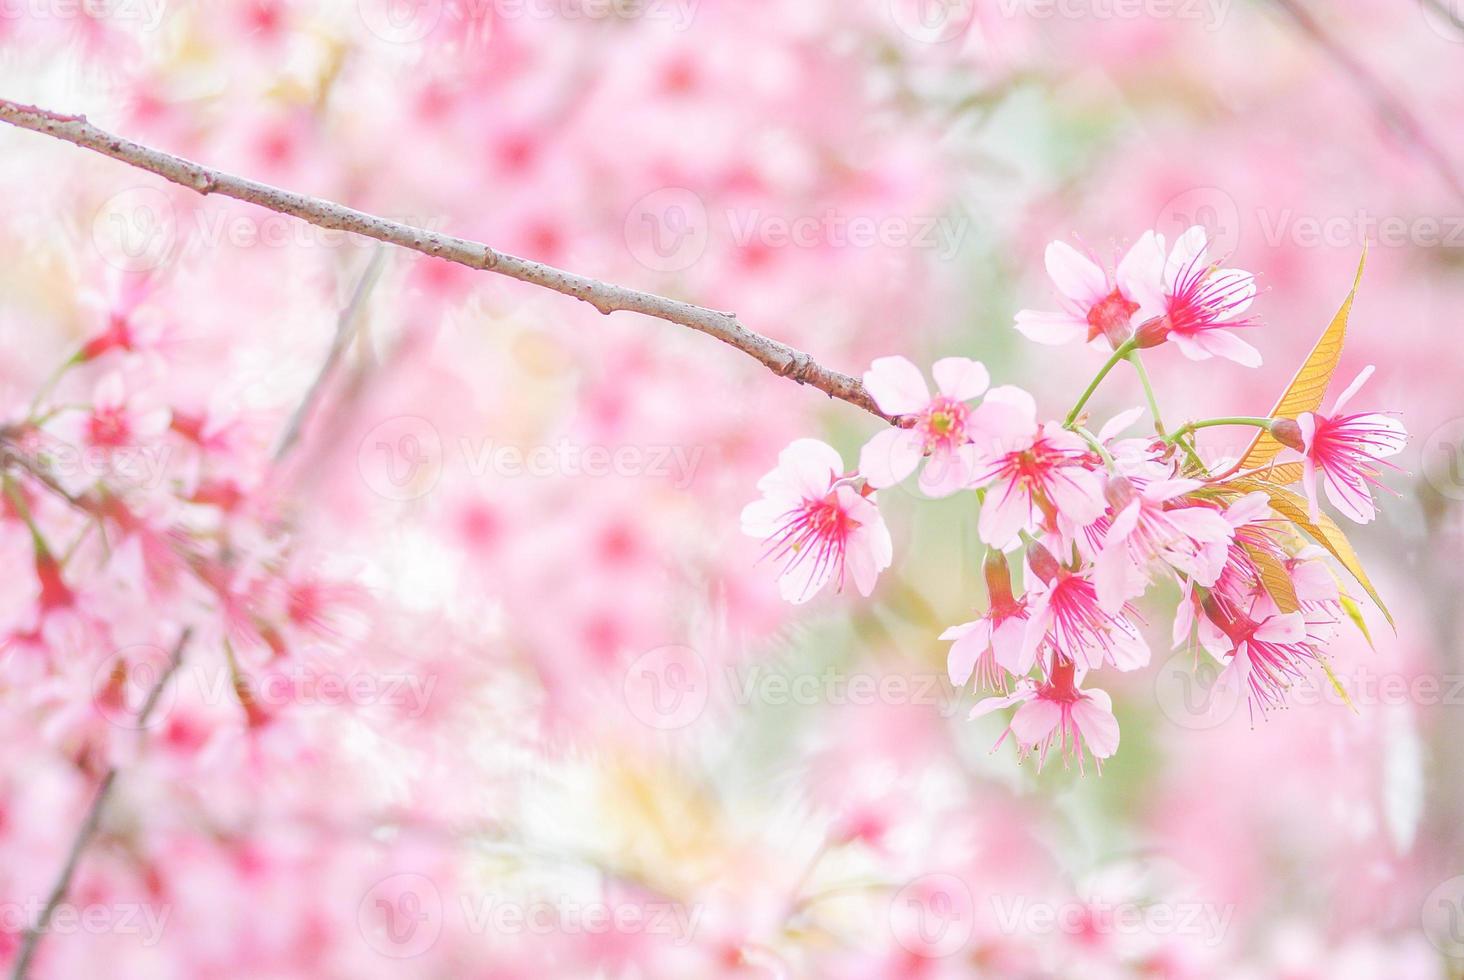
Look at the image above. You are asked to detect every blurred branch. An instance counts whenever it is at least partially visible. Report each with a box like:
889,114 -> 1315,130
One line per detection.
10,628 -> 192,980
272,246 -> 387,462
0,100 -> 897,423
1270,0 -> 1464,204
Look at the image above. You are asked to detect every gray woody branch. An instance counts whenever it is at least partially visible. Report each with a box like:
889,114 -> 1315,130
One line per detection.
0,99 -> 897,423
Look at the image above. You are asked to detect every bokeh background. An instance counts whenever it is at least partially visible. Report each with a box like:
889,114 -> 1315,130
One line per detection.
1,0 -> 1462,976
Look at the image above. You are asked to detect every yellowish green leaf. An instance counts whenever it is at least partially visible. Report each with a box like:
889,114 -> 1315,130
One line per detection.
1262,484 -> 1395,631
1340,594 -> 1376,651
1242,541 -> 1300,613
1319,658 -> 1359,714
1240,250 -> 1367,470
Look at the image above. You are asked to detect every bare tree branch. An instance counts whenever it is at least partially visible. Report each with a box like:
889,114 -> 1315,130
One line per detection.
0,99 -> 898,423
10,628 -> 192,980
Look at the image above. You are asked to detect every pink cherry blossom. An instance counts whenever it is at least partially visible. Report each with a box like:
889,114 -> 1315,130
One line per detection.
1019,544 -> 1150,673
971,659 -> 1119,773
1288,366 -> 1407,524
1014,233 -> 1164,349
1202,600 -> 1323,718
742,438 -> 893,604
964,387 -> 1107,549
1093,476 -> 1234,611
858,355 -> 990,497
1131,225 -> 1262,367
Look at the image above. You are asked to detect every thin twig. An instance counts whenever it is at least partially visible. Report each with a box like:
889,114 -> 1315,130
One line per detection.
272,247 -> 388,462
0,99 -> 897,423
10,628 -> 192,980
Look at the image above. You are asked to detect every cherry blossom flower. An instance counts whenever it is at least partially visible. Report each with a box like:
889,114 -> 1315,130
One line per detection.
1201,598 -> 1323,718
964,387 -> 1106,549
971,658 -> 1119,773
1277,366 -> 1407,524
1014,233 -> 1164,349
742,439 -> 893,604
858,355 -> 990,496
1093,476 -> 1234,611
1131,225 -> 1262,367
941,550 -> 1029,691
1020,544 -> 1150,673
73,372 -> 172,453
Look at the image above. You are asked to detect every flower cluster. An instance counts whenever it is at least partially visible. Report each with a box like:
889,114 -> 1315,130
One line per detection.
745,228 -> 1406,771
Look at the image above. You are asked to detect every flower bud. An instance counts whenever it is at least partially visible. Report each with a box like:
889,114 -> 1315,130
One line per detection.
983,548 -> 1014,605
1026,541 -> 1060,584
1132,315 -> 1170,350
1104,475 -> 1136,512
1270,417 -> 1305,452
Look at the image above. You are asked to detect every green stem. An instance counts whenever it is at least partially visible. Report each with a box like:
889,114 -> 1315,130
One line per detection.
1165,416 -> 1274,444
1127,351 -> 1165,437
1075,426 -> 1114,468
1064,339 -> 1136,427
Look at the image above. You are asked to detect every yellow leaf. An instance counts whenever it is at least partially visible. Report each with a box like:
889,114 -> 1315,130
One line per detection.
1319,658 -> 1359,714
1242,542 -> 1300,613
1262,484 -> 1395,631
1240,250 -> 1367,470
1340,594 -> 1376,650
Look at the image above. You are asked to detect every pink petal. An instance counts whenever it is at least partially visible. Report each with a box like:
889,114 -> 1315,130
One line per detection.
859,427 -> 923,489
931,357 -> 989,402
1072,692 -> 1120,758
1164,226 -> 1210,286
946,621 -> 993,686
863,356 -> 931,416
781,438 -> 844,498
1115,230 -> 1166,312
1044,240 -> 1109,305
917,447 -> 972,498
1196,329 -> 1262,368
1330,365 -> 1374,415
1015,309 -> 1087,346
978,478 -> 1033,549
1010,697 -> 1062,747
